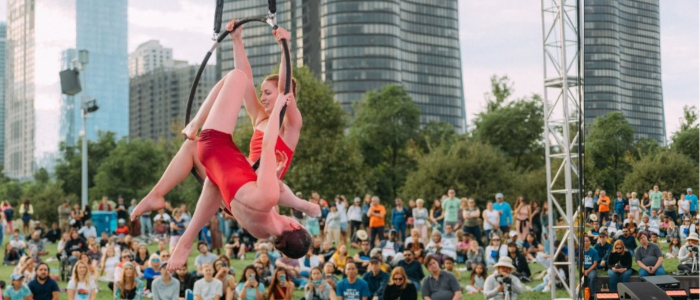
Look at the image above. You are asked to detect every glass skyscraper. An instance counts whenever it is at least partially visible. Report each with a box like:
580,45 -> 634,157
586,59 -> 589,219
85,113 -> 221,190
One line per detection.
584,0 -> 665,143
75,0 -> 129,140
0,22 -> 6,166
4,0 -> 35,180
219,0 -> 465,131
59,49 -> 77,147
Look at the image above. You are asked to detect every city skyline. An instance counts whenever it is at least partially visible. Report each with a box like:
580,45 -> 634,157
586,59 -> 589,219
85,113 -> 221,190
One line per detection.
0,0 -> 696,160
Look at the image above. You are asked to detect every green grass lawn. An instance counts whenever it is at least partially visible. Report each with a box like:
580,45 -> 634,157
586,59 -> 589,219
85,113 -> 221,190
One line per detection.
0,234 -> 683,300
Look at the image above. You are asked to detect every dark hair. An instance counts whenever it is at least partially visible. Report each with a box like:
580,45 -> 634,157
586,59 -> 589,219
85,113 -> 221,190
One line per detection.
197,242 -> 208,249
267,267 -> 289,299
239,265 -> 259,284
443,256 -> 454,263
273,228 -> 312,259
424,254 -> 442,268
35,262 -> 49,272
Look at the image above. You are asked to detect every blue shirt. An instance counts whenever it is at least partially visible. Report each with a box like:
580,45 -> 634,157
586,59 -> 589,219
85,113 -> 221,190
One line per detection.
687,194 -> 699,211
3,284 -> 32,300
492,201 -> 512,226
27,278 -> 60,300
391,207 -> 408,225
336,278 -> 371,300
583,248 -> 600,269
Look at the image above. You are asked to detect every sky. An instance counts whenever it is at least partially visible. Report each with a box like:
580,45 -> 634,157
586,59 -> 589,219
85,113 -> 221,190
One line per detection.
0,0 -> 697,157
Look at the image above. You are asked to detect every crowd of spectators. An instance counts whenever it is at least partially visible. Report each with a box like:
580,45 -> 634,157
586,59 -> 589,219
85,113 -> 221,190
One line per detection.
0,185 -> 696,300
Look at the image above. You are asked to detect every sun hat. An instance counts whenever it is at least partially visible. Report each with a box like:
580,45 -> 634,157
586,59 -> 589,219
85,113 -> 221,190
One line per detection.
493,256 -> 516,270
687,233 -> 699,241
589,214 -> 598,222
355,230 -> 368,240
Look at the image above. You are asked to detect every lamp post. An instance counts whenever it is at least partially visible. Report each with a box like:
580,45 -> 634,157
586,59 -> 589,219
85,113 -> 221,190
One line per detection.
75,50 -> 98,208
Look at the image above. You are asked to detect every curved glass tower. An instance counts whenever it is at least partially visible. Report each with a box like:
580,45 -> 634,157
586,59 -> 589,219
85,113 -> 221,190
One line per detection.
584,0 -> 665,143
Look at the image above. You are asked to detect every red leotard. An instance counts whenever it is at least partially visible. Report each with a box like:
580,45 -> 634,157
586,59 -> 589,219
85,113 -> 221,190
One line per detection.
248,129 -> 294,179
197,129 -> 257,209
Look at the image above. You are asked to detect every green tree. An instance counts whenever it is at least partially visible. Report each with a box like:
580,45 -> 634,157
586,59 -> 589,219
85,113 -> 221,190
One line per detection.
485,75 -> 513,112
350,85 -> 421,201
283,67 -> 368,198
620,150 -> 699,195
473,91 -> 544,170
91,138 -> 165,201
401,140 -> 513,205
632,138 -> 662,160
416,121 -> 458,154
585,112 -> 634,192
21,179 -> 68,224
671,105 -> 699,164
54,131 -> 118,198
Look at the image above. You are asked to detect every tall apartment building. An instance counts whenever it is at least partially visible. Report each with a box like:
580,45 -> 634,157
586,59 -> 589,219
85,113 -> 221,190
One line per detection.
4,0 -> 35,179
218,0 -> 465,132
75,0 -> 129,140
584,0 -> 666,144
128,40 -> 174,78
0,22 -> 6,166
129,62 -> 217,141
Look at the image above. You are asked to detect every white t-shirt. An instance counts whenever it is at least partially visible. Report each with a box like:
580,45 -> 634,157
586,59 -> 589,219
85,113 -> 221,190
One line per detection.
584,197 -> 594,208
679,199 -> 690,214
335,201 -> 348,223
483,210 -> 500,230
153,213 -> 171,223
67,280 -> 98,300
9,239 -> 26,248
78,226 -> 97,239
193,278 -> 223,300
346,205 -> 363,222
381,241 -> 396,258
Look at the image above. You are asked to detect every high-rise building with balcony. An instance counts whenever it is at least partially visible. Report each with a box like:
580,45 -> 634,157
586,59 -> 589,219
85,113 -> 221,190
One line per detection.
129,40 -> 174,78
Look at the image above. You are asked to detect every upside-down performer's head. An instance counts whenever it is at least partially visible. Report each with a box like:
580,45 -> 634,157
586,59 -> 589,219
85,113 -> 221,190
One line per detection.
273,226 -> 312,259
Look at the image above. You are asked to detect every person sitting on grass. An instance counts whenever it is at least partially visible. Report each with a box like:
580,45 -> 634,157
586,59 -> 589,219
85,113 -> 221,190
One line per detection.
382,266 -> 417,300
3,274 -> 31,300
677,232 -> 700,273
635,232 -> 665,277
606,240 -> 632,292
466,263 -> 486,294
193,263 -> 223,300
666,237 -> 682,259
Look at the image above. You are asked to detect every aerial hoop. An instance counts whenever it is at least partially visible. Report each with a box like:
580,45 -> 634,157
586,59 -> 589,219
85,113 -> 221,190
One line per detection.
185,0 -> 291,184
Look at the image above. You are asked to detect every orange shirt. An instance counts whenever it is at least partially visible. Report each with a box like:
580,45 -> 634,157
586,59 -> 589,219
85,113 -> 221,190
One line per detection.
598,196 -> 610,212
369,205 -> 386,228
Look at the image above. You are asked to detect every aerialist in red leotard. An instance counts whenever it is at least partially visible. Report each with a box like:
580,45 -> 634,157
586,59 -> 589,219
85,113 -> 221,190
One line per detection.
166,28 -> 313,269
130,22 -> 317,222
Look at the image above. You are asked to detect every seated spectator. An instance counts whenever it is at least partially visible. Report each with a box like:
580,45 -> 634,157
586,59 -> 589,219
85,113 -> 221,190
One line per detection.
465,263 -> 486,294
304,266 -> 336,300
397,249 -> 424,290
507,230 -> 520,247
152,219 -> 168,240
506,242 -> 530,282
363,256 -> 389,299
253,261 -> 271,287
466,240 -> 485,271
98,246 -> 119,282
67,261 -> 97,300
585,213 -> 598,227
382,266 -> 417,300
134,244 -> 150,270
225,233 -> 246,260
152,261 -> 179,300
276,253 -> 307,288
255,252 -> 274,283
405,231 -> 425,264
336,262 -> 370,300
321,262 -> 338,290
27,232 -> 47,257
650,232 -> 660,246
623,214 -> 638,235
299,247 -> 320,278
484,234 -> 508,269
605,214 -> 622,238
311,237 -> 323,255
195,241 -> 219,276
329,245 -> 349,276
85,240 -> 101,267
606,240 -> 632,292
237,265 -> 265,300
63,229 -> 87,266
680,217 -> 696,243
582,237 -> 599,293
267,267 -> 294,300
425,230 -> 457,260
113,262 -> 144,300
42,223 -> 61,244
617,228 -> 637,255
15,256 -> 36,284
666,237 -> 682,259
666,220 -> 679,242
175,263 -> 196,299
456,231 -> 470,263
677,233 -> 699,272
110,250 -> 143,291
594,233 -> 612,270
193,263 -> 223,300
78,253 -> 98,280
443,256 -> 461,281
3,273 -> 31,300
353,239 -> 372,274
441,224 -> 458,245
143,254 -> 161,291
421,255 -> 462,300
28,262 -> 59,300
379,230 -> 404,261
115,219 -> 129,236
522,233 -> 543,263
532,259 -> 566,292
659,215 -> 671,236
78,220 -> 97,240
635,232 -> 665,277
153,209 -> 171,223
319,241 -> 336,264
6,230 -> 27,260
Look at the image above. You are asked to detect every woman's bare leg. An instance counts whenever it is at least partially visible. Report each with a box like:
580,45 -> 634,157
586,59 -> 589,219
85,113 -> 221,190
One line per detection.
182,76 -> 226,140
130,140 -> 200,221
168,178 -> 223,270
200,69 -> 248,134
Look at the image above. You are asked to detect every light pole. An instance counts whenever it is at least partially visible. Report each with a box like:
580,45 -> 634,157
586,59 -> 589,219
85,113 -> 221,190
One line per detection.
75,50 -> 98,208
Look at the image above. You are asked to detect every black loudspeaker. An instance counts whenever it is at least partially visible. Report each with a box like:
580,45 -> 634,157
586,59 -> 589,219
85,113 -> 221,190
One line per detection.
617,282 -> 671,300
59,69 -> 81,95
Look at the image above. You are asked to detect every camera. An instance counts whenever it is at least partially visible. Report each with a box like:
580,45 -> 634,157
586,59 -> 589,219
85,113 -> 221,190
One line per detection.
614,263 -> 622,269
688,245 -> 699,253
496,275 -> 512,285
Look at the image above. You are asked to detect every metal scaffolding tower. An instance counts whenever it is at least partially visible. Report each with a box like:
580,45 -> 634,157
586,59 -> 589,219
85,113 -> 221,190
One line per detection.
541,0 -> 584,299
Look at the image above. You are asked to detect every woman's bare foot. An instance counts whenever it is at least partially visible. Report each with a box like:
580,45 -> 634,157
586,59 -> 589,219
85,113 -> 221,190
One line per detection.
181,122 -> 199,140
130,194 -> 165,221
166,243 -> 192,272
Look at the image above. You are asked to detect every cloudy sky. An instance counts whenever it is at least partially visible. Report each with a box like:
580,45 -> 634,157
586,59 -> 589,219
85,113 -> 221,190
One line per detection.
0,0 -> 697,157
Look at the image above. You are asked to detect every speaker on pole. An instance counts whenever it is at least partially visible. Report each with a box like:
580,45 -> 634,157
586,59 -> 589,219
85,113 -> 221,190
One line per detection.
59,69 -> 81,96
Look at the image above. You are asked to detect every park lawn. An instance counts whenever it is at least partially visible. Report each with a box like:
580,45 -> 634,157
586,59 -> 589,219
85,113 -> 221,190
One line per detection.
0,235 -> 681,300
